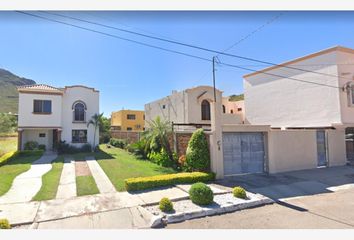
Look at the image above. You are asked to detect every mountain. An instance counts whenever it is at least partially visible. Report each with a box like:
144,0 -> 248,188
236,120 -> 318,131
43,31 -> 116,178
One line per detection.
0,68 -> 36,113
229,93 -> 244,101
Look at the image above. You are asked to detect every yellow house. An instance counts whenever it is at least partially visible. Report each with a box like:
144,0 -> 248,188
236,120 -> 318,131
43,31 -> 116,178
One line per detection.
111,110 -> 145,132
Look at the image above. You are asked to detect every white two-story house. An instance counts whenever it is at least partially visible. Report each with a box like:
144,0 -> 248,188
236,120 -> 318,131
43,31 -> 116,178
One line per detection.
17,84 -> 99,151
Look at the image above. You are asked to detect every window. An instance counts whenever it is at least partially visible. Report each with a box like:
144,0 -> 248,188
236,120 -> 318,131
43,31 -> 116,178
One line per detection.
222,105 -> 226,113
33,100 -> 52,114
127,114 -> 136,120
39,133 -> 46,138
230,109 -> 234,114
127,127 -> 132,131
237,107 -> 242,112
201,100 -> 211,120
162,105 -> 166,109
72,130 -> 87,143
73,102 -> 86,122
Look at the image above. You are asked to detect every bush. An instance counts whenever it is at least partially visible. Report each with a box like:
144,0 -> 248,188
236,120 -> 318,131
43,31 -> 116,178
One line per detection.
185,129 -> 210,172
100,132 -> 111,144
0,219 -> 11,229
126,140 -> 147,159
57,141 -> 92,154
159,197 -> 174,213
109,138 -> 127,149
80,143 -> 92,152
233,186 -> 247,199
189,182 -> 214,206
18,150 -> 43,156
0,151 -> 18,166
125,172 -> 215,191
24,141 -> 39,150
38,144 -> 46,151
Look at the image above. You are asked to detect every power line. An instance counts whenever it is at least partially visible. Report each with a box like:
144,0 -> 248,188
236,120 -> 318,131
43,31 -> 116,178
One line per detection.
15,11 -> 341,90
39,11 -> 348,80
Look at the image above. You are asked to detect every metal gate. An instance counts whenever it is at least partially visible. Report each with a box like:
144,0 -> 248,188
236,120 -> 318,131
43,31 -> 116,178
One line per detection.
316,130 -> 327,167
222,132 -> 265,175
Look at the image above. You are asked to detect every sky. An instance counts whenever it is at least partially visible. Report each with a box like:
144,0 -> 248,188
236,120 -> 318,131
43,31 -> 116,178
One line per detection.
1,11 -> 354,117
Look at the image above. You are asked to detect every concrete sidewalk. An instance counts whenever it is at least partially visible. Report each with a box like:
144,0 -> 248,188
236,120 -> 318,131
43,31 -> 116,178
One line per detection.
85,156 -> 116,193
56,157 -> 76,199
0,152 -> 57,204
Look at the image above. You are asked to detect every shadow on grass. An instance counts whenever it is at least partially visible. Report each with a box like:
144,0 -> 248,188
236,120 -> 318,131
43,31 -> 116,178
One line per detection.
0,151 -> 43,167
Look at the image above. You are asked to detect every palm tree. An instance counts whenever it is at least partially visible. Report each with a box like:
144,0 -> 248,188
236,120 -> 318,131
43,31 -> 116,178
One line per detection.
143,116 -> 173,161
87,113 -> 104,152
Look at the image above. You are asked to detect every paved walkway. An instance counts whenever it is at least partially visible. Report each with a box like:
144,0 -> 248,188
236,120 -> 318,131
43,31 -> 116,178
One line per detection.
85,156 -> 116,193
56,157 -> 76,199
0,152 -> 57,204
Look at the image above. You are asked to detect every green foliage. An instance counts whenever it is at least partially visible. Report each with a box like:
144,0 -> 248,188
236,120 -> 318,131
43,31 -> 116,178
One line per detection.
0,219 -> 11,229
159,197 -> 174,212
0,151 -> 18,166
87,113 -> 104,150
38,144 -> 46,151
0,113 -> 17,133
126,140 -> 147,159
185,129 -> 210,172
76,175 -> 99,196
24,141 -> 39,150
109,138 -> 127,148
229,93 -> 244,101
99,116 -> 111,143
125,172 -> 215,191
148,149 -> 178,168
57,140 -> 92,154
189,182 -> 214,206
232,186 -> 247,199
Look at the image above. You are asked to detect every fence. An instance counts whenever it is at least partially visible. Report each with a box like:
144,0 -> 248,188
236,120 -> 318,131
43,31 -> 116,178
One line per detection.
110,130 -> 142,144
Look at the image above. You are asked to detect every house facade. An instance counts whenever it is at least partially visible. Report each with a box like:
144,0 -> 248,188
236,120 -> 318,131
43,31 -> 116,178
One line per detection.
17,84 -> 99,151
144,85 -> 244,130
111,110 -> 145,132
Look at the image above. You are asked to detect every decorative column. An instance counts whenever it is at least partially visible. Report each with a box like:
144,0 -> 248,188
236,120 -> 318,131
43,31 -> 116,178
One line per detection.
17,129 -> 23,151
210,100 -> 224,179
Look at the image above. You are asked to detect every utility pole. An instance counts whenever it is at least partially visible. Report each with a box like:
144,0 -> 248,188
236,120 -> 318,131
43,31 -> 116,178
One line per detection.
212,56 -> 217,103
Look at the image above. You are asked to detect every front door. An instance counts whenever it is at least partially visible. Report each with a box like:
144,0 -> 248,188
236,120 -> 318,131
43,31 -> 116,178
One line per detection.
316,130 -> 327,167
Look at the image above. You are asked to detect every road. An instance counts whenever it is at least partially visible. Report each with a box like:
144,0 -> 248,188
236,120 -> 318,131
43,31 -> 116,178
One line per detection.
167,187 -> 354,229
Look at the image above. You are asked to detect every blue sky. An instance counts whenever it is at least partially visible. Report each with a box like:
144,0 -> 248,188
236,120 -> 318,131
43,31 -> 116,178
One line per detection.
1,11 -> 354,117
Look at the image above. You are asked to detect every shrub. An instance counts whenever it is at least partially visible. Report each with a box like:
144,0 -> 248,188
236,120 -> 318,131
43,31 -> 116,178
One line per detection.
185,129 -> 210,172
125,172 -> 215,191
24,141 -> 39,150
159,197 -> 174,213
38,144 -> 46,151
189,182 -> 214,205
0,219 -> 11,229
109,138 -> 127,148
0,151 -> 18,166
126,140 -> 147,159
233,186 -> 247,199
100,132 -> 111,144
80,143 -> 92,152
18,150 -> 43,157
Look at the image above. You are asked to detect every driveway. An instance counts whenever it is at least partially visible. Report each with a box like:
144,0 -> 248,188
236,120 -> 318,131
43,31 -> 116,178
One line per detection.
216,166 -> 354,200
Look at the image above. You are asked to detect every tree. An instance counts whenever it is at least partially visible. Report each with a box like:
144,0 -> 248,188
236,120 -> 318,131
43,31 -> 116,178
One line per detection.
185,128 -> 210,172
87,113 -> 104,151
0,113 -> 17,133
99,116 -> 111,143
143,116 -> 173,161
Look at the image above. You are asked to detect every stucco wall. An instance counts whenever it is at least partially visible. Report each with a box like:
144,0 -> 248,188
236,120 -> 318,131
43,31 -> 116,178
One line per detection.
111,110 -> 145,131
61,86 -> 100,147
327,129 -> 347,166
268,130 -> 318,173
22,129 -> 53,150
244,51 -> 342,128
18,93 -> 62,127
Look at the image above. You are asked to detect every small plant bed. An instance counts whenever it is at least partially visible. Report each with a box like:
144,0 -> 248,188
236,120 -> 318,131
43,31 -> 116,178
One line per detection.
32,156 -> 65,201
145,190 -> 273,228
75,160 -> 99,196
0,151 -> 43,196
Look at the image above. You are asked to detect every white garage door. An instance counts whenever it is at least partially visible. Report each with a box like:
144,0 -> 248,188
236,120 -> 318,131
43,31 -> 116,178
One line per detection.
222,132 -> 265,176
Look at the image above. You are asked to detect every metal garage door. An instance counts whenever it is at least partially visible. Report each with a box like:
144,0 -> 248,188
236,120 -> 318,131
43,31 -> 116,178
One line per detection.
222,132 -> 265,175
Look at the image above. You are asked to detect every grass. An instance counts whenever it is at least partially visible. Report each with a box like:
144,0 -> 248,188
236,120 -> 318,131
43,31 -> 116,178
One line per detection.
96,144 -> 177,191
0,137 -> 17,157
32,156 -> 64,201
0,151 -> 42,196
76,175 -> 99,196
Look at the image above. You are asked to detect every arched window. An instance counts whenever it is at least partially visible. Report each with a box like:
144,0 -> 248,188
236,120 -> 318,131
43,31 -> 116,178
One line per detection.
222,105 -> 226,113
73,101 -> 86,122
201,100 -> 211,120
230,109 -> 234,114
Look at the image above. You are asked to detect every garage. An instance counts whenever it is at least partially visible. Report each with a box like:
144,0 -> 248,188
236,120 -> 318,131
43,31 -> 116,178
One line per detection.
222,132 -> 265,176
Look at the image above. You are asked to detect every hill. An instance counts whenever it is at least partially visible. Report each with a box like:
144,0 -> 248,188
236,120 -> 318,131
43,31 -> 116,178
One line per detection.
0,68 -> 36,113
229,93 -> 244,101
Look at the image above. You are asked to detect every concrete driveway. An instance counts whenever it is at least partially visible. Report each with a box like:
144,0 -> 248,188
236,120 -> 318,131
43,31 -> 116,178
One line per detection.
216,166 -> 354,200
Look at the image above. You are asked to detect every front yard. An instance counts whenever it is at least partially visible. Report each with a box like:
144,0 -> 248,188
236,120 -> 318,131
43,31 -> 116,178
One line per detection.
0,137 -> 17,157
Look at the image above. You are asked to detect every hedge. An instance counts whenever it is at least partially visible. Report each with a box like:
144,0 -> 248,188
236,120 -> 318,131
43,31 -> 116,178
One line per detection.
124,172 -> 215,191
0,151 -> 18,166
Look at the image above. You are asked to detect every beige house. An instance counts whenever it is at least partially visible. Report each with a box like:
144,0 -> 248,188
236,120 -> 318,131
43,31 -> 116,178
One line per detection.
144,85 -> 244,130
17,84 -> 99,151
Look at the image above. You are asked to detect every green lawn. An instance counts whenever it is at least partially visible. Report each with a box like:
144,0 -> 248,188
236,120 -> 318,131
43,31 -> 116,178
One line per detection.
76,175 -> 99,196
96,144 -> 176,191
0,151 -> 42,196
0,137 -> 17,157
32,156 -> 64,201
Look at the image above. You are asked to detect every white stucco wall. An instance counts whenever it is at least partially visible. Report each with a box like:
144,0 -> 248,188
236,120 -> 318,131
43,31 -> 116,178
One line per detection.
18,93 -> 62,127
22,129 -> 53,150
244,51 -> 342,128
61,86 -> 100,147
327,129 -> 347,166
268,130 -> 318,173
